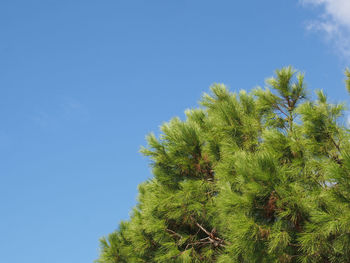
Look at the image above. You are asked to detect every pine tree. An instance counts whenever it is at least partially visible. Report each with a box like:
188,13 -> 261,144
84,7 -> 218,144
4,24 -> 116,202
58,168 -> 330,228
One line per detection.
97,67 -> 350,263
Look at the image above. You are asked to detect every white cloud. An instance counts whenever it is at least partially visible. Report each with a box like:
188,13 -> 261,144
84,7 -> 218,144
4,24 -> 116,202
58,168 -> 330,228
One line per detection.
32,111 -> 51,128
61,98 -> 88,121
32,98 -> 88,128
301,0 -> 350,59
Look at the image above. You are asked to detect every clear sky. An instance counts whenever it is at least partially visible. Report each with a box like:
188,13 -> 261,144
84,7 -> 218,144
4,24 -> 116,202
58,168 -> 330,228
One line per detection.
1,1 -> 350,262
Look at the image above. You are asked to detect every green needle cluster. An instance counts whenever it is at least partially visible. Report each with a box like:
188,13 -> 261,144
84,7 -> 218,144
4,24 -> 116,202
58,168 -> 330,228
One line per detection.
97,67 -> 350,263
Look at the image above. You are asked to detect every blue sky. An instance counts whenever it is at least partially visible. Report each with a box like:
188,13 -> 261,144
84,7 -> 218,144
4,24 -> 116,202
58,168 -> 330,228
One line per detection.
1,1 -> 350,262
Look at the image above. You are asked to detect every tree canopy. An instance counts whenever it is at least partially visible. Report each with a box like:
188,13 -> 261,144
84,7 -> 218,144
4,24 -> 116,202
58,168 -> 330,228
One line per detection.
97,67 -> 350,263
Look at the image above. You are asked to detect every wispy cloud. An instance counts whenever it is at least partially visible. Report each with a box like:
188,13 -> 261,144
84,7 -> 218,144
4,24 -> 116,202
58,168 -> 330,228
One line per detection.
32,98 -> 88,128
32,111 -> 51,128
61,98 -> 88,121
301,0 -> 350,59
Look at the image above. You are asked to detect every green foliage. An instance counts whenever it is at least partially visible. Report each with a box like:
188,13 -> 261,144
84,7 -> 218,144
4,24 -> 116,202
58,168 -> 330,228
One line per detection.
345,68 -> 350,94
97,67 -> 350,262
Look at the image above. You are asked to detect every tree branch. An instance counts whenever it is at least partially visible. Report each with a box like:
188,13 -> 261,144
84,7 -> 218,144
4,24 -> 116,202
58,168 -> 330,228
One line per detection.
166,228 -> 182,239
190,217 -> 230,247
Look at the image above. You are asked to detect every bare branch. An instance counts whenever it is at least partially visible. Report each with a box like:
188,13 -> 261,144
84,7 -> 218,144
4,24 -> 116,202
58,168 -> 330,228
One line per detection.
166,228 -> 182,239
